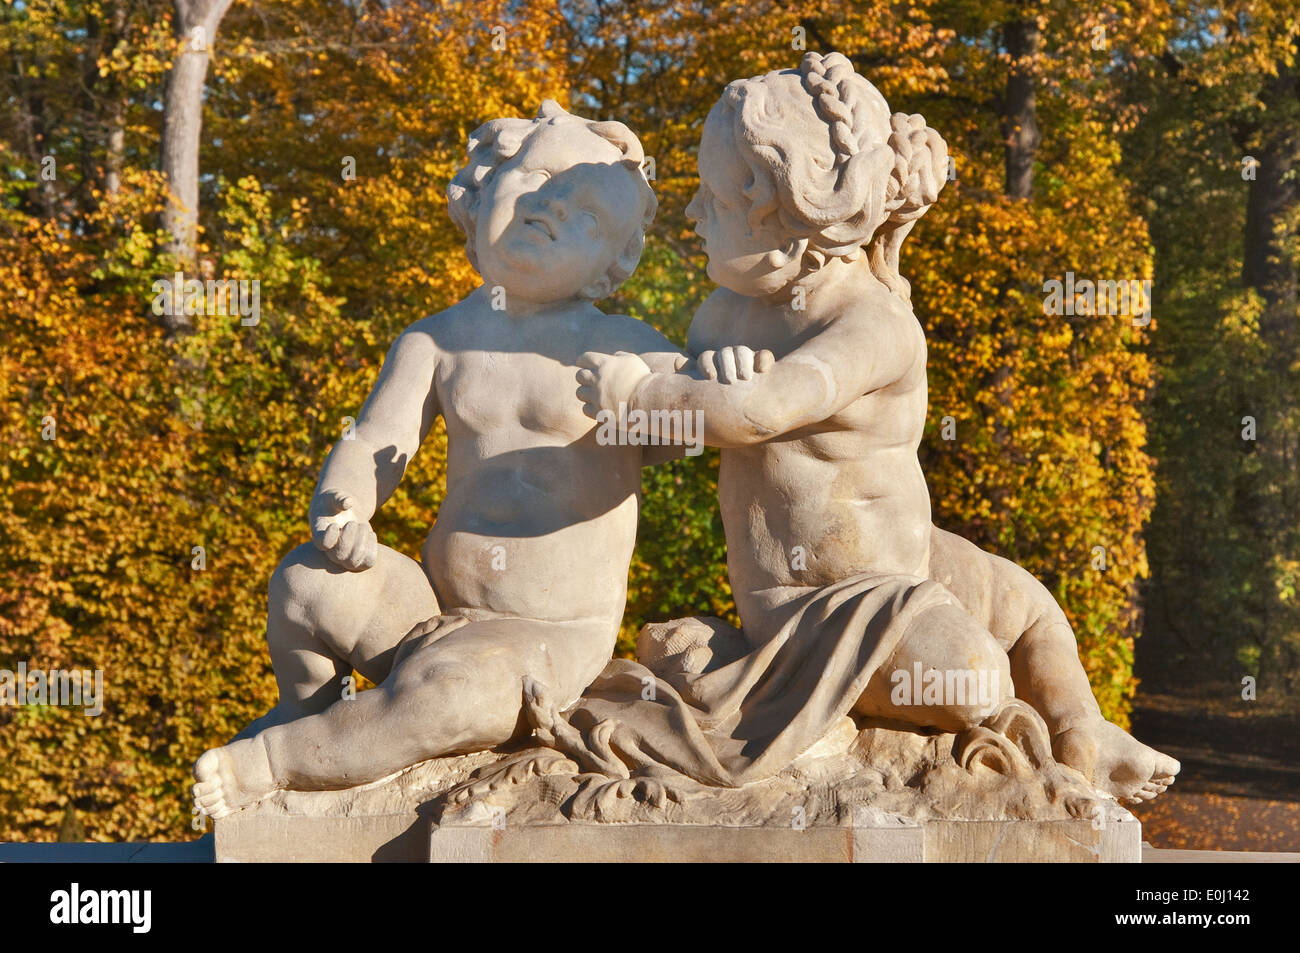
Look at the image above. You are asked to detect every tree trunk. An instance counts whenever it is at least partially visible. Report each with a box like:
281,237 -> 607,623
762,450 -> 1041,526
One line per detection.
77,9 -> 102,218
105,99 -> 125,198
1243,123 -> 1298,345
1239,62 -> 1300,679
1002,13 -> 1041,200
12,54 -> 58,219
159,0 -> 234,327
104,2 -> 128,198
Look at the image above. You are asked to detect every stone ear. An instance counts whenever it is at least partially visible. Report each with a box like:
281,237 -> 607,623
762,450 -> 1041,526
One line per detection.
581,275 -> 612,300
760,236 -> 809,288
586,121 -> 640,161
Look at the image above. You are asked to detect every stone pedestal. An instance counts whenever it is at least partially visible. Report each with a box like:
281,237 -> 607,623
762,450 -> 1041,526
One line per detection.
426,811 -> 1141,863
216,811 -> 431,863
211,745 -> 1144,863
213,751 -> 496,863
216,804 -> 1141,863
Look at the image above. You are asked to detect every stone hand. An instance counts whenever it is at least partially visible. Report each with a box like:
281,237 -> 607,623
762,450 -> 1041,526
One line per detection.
696,345 -> 774,383
310,488 -> 378,571
575,350 -> 654,419
392,614 -> 471,667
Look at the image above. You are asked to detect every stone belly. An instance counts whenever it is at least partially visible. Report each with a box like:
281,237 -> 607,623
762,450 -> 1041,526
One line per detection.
422,508 -> 635,622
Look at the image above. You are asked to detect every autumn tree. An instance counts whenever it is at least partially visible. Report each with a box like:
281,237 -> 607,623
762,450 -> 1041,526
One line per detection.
1,0 -> 1193,842
159,0 -> 235,281
556,0 -> 1164,720
1130,1 -> 1300,694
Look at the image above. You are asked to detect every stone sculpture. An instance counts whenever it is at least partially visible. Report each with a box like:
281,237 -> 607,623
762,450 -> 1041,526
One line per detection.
193,98 -> 682,816
195,53 -> 1178,850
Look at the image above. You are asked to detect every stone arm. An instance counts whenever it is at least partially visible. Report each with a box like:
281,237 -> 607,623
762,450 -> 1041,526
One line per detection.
311,327 -> 441,526
637,346 -> 694,465
625,311 -> 914,448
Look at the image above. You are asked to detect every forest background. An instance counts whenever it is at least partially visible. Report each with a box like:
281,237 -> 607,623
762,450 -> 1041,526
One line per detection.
2,0 -> 1297,840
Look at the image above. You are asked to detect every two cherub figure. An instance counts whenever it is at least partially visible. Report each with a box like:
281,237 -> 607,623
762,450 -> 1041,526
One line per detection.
194,54 -> 1177,820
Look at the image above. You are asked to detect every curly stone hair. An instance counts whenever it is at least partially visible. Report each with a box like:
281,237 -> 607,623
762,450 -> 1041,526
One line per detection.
717,52 -> 948,298
446,99 -> 659,299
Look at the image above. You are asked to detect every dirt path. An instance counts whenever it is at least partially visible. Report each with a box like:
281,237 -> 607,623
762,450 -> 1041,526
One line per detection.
1128,689 -> 1300,851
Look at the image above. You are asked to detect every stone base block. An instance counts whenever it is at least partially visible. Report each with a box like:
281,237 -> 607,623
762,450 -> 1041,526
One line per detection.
210,750 -> 1142,863
922,815 -> 1141,862
215,812 -> 431,863
427,811 -> 1141,863
211,751 -> 498,863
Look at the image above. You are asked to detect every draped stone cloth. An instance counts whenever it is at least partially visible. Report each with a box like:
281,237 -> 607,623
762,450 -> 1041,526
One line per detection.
553,571 -> 959,788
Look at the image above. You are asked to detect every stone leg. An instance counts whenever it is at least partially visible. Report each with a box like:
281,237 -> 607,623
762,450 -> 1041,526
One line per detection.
233,541 -> 440,740
246,615 -> 614,793
854,601 -> 1015,732
926,527 -> 1179,803
927,527 -> 1102,733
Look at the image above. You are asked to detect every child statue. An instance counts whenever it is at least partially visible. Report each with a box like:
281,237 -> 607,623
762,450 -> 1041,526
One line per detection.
193,100 -> 687,816
574,53 -> 1179,805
